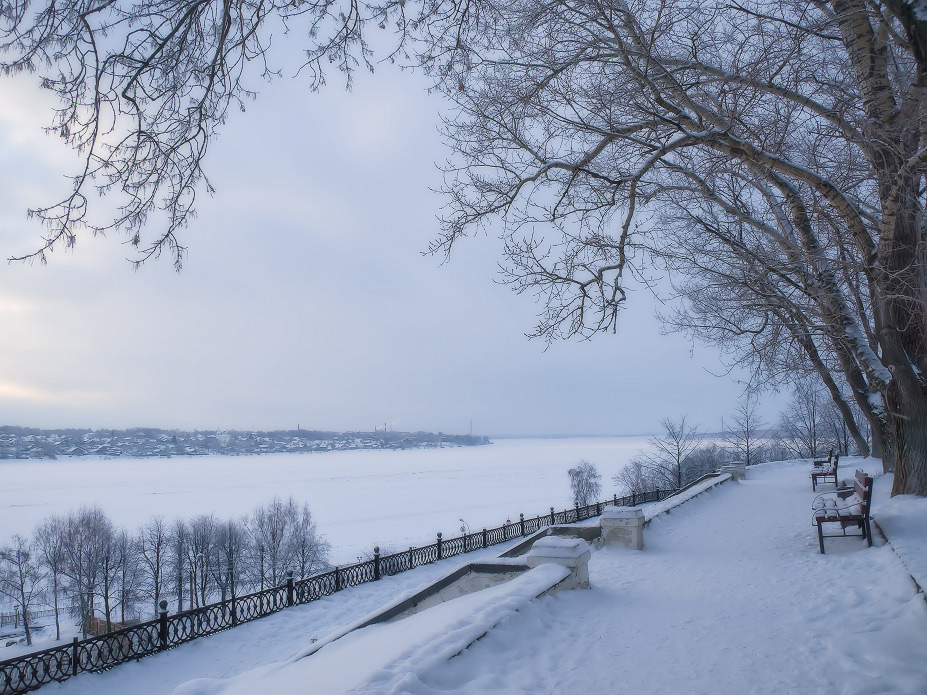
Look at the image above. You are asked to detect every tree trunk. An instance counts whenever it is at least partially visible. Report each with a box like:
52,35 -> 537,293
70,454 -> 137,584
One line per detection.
22,610 -> 31,646
52,575 -> 60,641
103,573 -> 112,633
885,345 -> 927,495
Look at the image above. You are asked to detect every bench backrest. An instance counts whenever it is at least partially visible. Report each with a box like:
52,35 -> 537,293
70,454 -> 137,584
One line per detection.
852,470 -> 873,515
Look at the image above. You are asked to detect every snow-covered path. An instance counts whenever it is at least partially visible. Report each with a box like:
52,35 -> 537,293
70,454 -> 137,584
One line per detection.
398,460 -> 927,695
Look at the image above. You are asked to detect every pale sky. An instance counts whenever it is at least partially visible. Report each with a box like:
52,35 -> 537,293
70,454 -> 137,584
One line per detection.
0,60 -> 776,436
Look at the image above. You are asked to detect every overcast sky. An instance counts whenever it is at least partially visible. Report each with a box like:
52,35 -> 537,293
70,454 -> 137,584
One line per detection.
0,60 -> 779,437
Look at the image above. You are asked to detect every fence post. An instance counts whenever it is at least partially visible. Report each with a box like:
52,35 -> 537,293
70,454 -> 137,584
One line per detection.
482,528 -> 487,548
408,547 -> 414,570
335,566 -> 341,592
596,501 -> 601,515
158,600 -> 169,650
436,533 -> 443,560
614,494 -> 618,506
72,637 -> 79,676
550,507 -> 555,525
286,570 -> 294,606
574,502 -> 580,521
520,513 -> 526,537
374,547 -> 381,580
631,491 -> 636,506
231,596 -> 238,625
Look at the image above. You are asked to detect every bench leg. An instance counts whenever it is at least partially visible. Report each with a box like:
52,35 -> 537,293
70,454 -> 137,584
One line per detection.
865,518 -> 872,547
817,521 -> 825,554
811,476 -> 816,491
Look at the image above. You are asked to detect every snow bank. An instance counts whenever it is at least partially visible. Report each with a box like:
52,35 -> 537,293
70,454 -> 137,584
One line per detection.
643,472 -> 731,520
175,563 -> 570,695
871,473 -> 927,593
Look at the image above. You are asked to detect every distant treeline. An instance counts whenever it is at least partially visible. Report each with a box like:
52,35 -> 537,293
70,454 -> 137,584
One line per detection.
0,427 -> 492,460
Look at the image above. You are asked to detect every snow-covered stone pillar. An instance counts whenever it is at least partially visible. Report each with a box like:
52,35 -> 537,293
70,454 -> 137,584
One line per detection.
599,506 -> 645,550
720,464 -> 746,482
525,537 -> 592,589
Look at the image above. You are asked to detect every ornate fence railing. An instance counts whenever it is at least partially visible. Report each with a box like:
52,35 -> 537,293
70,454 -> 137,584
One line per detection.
0,488 -> 675,695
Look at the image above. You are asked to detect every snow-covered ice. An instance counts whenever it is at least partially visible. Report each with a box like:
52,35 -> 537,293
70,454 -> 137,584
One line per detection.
0,437 -> 648,565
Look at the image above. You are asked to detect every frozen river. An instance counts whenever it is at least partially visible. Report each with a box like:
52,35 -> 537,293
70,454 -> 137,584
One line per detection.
0,437 -> 649,563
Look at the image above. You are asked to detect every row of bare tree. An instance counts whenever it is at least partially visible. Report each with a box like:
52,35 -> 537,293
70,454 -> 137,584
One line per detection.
0,498 -> 329,646
616,388 -> 871,496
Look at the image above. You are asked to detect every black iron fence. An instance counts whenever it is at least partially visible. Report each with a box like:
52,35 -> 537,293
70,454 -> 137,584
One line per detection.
0,488 -> 674,695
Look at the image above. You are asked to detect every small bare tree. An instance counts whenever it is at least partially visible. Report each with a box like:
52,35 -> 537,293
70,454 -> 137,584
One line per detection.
186,515 -> 217,609
617,417 -> 703,492
114,530 -> 142,624
61,507 -> 113,636
213,518 -> 248,602
568,460 -> 602,506
34,516 -> 66,640
168,519 -> 188,612
137,517 -> 166,618
249,497 -> 298,588
0,535 -> 42,646
778,379 -> 828,459
287,503 -> 330,581
726,394 -> 765,467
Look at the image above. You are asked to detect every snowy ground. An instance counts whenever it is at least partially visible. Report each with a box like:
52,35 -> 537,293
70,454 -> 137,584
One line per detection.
0,437 -> 648,565
20,457 -> 927,695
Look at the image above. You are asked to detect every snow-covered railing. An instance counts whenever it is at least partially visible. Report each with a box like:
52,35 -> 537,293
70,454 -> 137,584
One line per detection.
0,487 -> 675,695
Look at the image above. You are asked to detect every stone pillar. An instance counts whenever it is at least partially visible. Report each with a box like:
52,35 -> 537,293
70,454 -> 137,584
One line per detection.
599,506 -> 645,550
525,537 -> 592,589
720,464 -> 746,482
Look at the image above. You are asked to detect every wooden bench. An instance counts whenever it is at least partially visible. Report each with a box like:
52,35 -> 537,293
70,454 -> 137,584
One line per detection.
810,452 -> 839,491
811,470 -> 873,554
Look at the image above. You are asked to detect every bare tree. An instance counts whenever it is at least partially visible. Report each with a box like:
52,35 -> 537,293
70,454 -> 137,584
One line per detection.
137,517 -> 167,618
778,379 -> 828,459
61,507 -> 113,636
726,394 -> 765,467
613,458 -> 662,498
249,498 -> 297,588
186,515 -> 216,608
33,516 -> 66,640
286,503 -> 329,581
0,535 -> 42,645
114,530 -> 142,624
213,518 -> 248,603
568,460 -> 602,506
621,417 -> 703,492
168,519 -> 188,612
424,0 -> 927,494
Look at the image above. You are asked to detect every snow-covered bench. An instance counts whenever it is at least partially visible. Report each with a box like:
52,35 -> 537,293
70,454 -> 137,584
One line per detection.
811,469 -> 872,554
810,452 -> 839,491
